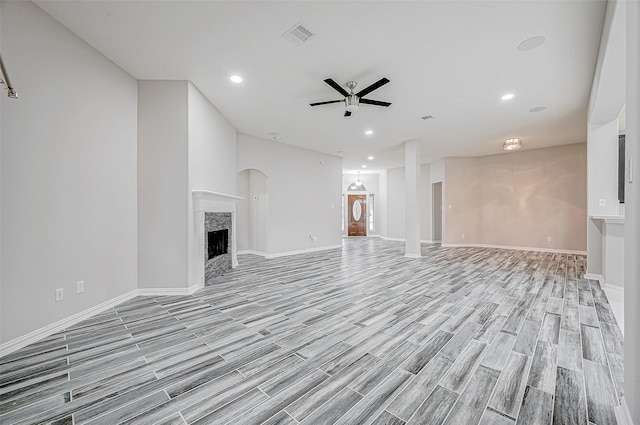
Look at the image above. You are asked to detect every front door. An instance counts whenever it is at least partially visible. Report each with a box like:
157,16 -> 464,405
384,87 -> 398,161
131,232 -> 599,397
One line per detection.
348,195 -> 367,236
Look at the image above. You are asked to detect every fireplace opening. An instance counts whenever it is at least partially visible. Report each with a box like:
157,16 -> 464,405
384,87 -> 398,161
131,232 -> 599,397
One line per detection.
208,229 -> 229,260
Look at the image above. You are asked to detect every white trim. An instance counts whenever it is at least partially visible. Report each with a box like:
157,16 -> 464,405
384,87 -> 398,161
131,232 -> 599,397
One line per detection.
378,236 -> 405,242
137,284 -> 200,297
0,289 -> 138,358
440,243 -> 587,255
237,250 -> 267,257
584,273 -> 605,282
405,253 -> 422,259
615,398 -> 635,425
420,239 -> 438,244
590,215 -> 625,224
265,244 -> 342,259
192,190 -> 243,202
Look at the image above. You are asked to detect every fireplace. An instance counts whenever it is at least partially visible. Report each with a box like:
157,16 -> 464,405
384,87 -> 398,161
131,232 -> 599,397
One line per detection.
192,190 -> 241,289
208,229 -> 229,259
204,212 -> 232,281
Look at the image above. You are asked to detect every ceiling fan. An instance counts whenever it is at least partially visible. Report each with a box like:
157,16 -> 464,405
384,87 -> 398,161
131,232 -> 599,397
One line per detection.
310,78 -> 391,117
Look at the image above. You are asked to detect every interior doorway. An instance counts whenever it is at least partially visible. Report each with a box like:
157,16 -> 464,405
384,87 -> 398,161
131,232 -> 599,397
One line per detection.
432,182 -> 442,242
348,194 -> 367,236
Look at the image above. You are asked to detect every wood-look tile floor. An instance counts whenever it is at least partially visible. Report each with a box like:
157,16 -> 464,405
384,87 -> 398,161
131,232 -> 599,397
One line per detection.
0,238 -> 624,425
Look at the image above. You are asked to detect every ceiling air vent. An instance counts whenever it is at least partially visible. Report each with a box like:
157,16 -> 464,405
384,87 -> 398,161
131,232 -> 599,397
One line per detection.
283,22 -> 315,46
419,115 -> 434,121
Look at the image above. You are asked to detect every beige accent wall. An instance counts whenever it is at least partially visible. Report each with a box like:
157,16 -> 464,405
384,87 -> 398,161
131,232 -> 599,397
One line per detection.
444,143 -> 587,251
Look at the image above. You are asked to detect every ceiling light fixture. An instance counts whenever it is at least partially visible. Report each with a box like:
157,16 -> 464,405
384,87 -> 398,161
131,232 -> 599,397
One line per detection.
503,138 -> 522,151
529,106 -> 547,113
365,130 -> 374,135
356,171 -> 363,186
501,93 -> 514,101
362,165 -> 367,168
518,36 -> 546,51
230,75 -> 243,83
368,156 -> 375,160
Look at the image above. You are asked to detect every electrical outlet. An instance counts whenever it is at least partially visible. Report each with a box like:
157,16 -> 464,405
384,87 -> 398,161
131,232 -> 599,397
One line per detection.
76,280 -> 84,294
547,236 -> 552,242
599,199 -> 606,207
461,233 -> 465,239
55,288 -> 64,302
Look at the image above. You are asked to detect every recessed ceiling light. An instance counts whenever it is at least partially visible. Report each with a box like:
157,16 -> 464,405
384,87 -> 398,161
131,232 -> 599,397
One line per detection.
362,165 -> 367,168
529,106 -> 547,112
503,138 -> 522,151
501,93 -> 514,101
368,156 -> 375,160
365,130 -> 374,135
518,36 -> 546,51
230,75 -> 243,83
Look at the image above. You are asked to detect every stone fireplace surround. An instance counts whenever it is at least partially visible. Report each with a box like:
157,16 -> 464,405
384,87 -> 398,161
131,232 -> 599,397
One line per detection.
193,190 -> 242,288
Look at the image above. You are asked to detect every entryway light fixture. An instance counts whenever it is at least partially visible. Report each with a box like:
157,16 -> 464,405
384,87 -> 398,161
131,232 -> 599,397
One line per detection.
503,138 -> 522,151
347,171 -> 366,191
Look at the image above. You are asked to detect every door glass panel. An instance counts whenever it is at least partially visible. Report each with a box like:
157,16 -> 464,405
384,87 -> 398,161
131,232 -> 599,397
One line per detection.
353,199 -> 362,221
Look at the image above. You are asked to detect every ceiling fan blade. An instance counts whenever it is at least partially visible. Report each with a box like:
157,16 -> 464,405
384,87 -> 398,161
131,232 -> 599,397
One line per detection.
355,77 -> 390,98
324,78 -> 349,97
310,100 -> 343,106
344,111 -> 352,117
360,99 -> 392,107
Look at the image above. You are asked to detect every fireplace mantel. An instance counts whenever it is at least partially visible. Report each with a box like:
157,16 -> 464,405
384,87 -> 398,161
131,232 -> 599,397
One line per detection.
192,190 -> 243,212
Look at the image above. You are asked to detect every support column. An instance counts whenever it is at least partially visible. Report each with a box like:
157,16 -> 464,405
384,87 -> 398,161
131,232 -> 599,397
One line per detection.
624,0 -> 640,422
405,140 -> 421,258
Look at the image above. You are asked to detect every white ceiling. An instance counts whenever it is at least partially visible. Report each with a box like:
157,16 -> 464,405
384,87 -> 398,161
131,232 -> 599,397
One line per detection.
35,0 -> 607,172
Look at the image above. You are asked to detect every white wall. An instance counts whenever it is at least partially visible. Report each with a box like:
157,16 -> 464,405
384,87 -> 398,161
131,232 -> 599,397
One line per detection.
137,81 -> 189,289
386,167 -> 406,239
378,170 -> 388,237
249,170 -> 268,253
236,170 -> 250,251
420,164 -> 432,242
587,120 -> 620,216
586,120 -> 620,276
443,145 -> 587,251
382,164 -> 433,242
624,0 -> 640,420
187,82 -> 237,287
237,134 -> 342,255
1,1 -> 138,343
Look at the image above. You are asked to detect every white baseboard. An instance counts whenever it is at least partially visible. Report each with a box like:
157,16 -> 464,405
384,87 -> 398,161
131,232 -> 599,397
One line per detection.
584,273 -> 605,282
265,244 -> 343,259
440,243 -> 587,255
378,236 -> 405,242
615,398 -> 635,425
405,253 -> 422,259
0,283 -> 209,358
137,283 -> 200,297
0,289 -> 138,358
237,250 -> 267,257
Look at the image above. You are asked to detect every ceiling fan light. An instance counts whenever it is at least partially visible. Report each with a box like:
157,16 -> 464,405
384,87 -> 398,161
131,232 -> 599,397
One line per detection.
345,95 -> 360,112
